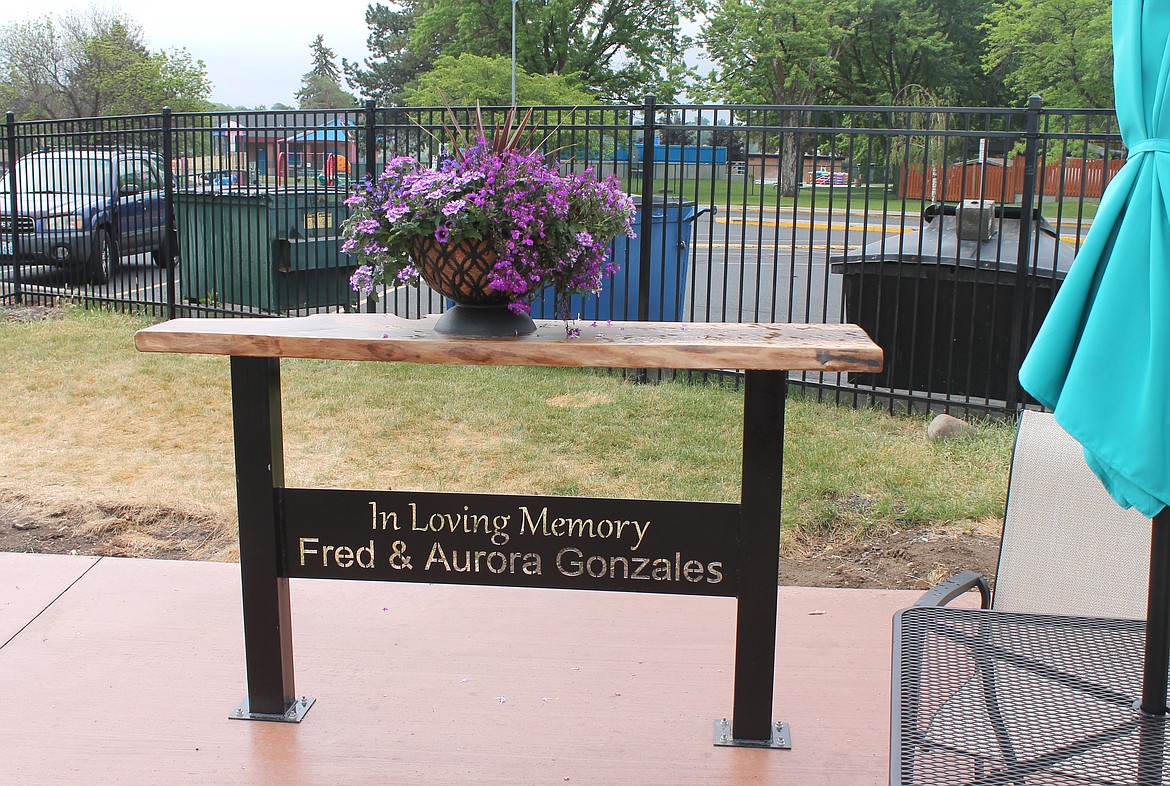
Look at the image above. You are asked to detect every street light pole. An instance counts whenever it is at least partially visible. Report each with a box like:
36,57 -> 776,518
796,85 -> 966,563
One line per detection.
511,0 -> 517,106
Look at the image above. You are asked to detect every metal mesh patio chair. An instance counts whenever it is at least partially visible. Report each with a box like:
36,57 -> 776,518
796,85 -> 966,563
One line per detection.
891,410 -> 1161,785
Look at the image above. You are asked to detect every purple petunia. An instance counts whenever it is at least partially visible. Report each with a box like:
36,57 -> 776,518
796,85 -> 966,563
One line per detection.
339,132 -> 636,313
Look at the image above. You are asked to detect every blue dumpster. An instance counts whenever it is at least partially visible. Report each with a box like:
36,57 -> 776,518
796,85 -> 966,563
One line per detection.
529,196 -> 698,321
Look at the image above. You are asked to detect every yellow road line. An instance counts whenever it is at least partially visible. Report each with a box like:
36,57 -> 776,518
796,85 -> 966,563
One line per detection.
715,216 -> 907,233
714,216 -> 1083,244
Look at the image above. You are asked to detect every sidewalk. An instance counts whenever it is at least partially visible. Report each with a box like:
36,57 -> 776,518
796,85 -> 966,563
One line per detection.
1,551 -> 923,785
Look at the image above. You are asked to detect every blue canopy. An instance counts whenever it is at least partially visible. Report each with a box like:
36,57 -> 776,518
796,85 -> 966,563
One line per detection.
283,121 -> 354,144
1019,0 -> 1170,518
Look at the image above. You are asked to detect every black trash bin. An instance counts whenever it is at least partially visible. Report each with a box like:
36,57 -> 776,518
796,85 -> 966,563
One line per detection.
829,201 -> 1075,401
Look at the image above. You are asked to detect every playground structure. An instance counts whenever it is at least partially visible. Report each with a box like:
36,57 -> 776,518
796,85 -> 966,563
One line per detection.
275,151 -> 351,187
174,115 -> 359,189
275,119 -> 356,187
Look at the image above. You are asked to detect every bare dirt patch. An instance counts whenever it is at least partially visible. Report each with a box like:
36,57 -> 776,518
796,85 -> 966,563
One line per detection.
0,495 -> 235,561
780,528 -> 1000,590
0,494 -> 999,589
1,304 -> 67,323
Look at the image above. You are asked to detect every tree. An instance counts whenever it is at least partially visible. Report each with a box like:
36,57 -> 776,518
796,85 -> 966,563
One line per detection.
404,53 -> 595,106
658,111 -> 694,146
296,36 -> 357,109
699,0 -> 848,194
706,121 -> 747,162
344,1 -> 446,106
0,8 -> 211,118
296,73 -> 358,109
983,0 -> 1112,108
700,0 -> 845,106
308,35 -> 341,83
0,17 -> 65,118
885,84 -> 952,202
347,0 -> 700,104
831,0 -> 1003,107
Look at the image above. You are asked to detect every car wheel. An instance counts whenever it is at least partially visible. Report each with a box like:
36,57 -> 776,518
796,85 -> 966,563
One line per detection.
152,230 -> 179,268
151,246 -> 176,268
86,230 -> 118,284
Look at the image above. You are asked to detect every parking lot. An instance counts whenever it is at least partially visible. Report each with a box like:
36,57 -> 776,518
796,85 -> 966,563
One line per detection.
1,252 -> 175,307
0,210 -> 917,325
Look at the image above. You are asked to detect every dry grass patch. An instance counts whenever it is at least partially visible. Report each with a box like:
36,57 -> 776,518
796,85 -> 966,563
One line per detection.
1,306 -> 1014,580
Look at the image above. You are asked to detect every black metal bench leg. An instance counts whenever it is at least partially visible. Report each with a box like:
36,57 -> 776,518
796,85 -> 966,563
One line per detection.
718,370 -> 790,749
228,355 -> 312,722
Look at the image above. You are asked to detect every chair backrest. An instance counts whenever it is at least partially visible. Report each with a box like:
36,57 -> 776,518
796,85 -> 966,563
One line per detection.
992,410 -> 1151,619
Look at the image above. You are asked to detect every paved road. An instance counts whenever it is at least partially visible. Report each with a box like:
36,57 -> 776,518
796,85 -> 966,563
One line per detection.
1,206 -> 1084,325
0,217 -> 896,324
1,253 -> 177,307
683,209 -> 911,324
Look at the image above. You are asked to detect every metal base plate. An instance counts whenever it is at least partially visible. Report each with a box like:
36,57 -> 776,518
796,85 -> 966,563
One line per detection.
713,718 -> 792,749
230,696 -> 315,723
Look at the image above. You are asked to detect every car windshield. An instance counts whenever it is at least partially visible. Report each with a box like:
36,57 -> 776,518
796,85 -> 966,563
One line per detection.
0,156 -> 112,196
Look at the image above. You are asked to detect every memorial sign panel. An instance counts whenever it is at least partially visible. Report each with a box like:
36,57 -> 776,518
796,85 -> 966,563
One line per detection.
281,488 -> 740,597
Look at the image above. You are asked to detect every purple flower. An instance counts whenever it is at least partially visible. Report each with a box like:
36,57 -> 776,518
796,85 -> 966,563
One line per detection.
339,137 -> 636,316
349,266 -> 376,297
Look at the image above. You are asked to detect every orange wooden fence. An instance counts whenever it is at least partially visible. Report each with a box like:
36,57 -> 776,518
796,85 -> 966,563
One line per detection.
900,157 -> 1125,201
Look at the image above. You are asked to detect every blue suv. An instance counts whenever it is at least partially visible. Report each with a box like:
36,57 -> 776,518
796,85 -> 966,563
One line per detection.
0,148 -> 172,284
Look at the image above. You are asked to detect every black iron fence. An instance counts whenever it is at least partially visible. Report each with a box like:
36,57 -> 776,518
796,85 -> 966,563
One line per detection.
1,98 -> 1122,415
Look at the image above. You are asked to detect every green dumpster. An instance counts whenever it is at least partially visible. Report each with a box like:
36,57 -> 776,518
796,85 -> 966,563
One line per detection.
174,187 -> 356,313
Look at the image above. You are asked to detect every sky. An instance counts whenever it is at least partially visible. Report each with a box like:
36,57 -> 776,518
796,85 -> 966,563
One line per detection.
1,1 -> 379,108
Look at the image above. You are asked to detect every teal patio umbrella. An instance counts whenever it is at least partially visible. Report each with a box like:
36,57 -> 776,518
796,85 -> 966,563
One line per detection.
1019,0 -> 1170,715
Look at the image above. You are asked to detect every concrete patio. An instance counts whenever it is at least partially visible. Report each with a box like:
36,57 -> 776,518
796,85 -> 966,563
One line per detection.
1,551 -> 936,785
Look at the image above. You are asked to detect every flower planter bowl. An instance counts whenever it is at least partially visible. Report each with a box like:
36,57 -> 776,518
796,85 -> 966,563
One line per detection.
410,235 -> 537,337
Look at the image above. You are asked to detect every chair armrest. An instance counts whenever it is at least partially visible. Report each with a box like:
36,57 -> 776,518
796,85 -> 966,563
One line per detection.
914,571 -> 992,608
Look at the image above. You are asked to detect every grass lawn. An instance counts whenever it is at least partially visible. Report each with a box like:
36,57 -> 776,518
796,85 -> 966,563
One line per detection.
0,306 -> 1014,564
640,177 -> 1101,225
647,177 -> 926,213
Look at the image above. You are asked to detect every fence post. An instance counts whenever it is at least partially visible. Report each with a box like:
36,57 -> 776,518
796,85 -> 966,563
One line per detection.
1007,94 -> 1043,411
363,99 -> 378,314
363,99 -> 377,181
161,106 -> 177,320
638,95 -> 656,323
5,112 -> 21,305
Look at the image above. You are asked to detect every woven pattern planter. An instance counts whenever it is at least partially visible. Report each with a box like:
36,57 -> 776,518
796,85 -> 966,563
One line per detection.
408,235 -> 537,336
410,235 -> 510,306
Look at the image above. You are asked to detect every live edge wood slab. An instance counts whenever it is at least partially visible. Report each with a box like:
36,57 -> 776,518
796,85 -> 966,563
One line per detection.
134,313 -> 883,372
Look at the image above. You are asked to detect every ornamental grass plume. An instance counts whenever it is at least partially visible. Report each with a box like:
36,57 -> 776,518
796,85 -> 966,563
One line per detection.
341,106 -> 636,318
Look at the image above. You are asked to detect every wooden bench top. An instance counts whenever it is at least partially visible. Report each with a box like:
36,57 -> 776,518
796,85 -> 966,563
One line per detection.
134,314 -> 883,372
